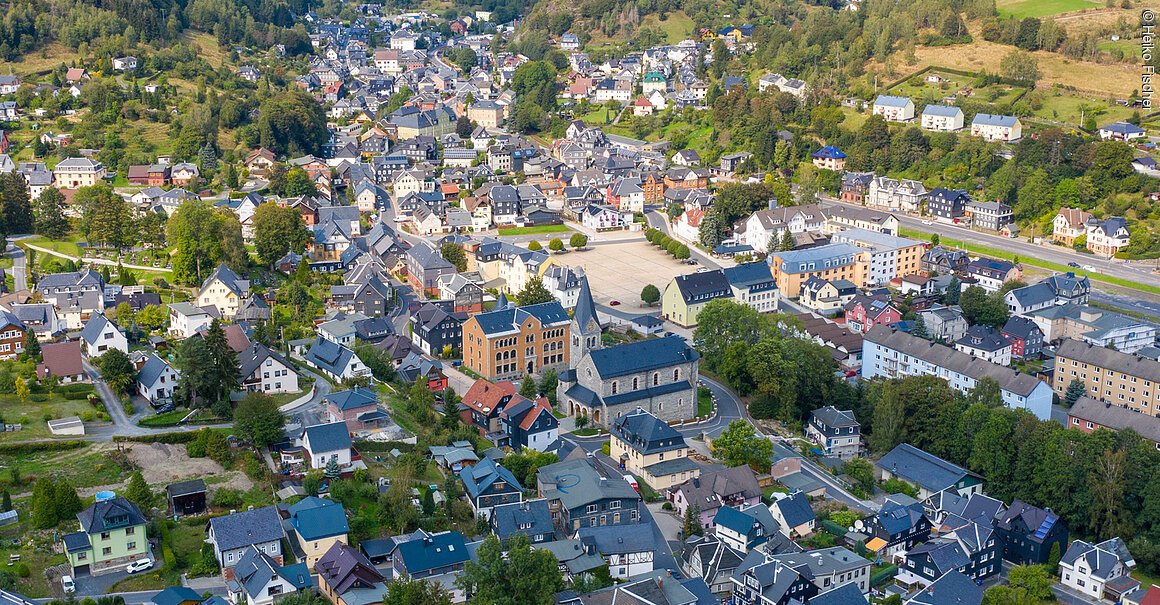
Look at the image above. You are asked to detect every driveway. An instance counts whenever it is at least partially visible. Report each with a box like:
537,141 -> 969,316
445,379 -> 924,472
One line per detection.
5,243 -> 27,291
647,501 -> 685,560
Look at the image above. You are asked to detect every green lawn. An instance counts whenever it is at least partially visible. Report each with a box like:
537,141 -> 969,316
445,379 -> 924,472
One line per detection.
21,235 -> 86,258
498,225 -> 572,236
996,0 -> 1103,18
0,385 -> 102,441
1032,91 -> 1137,127
901,227 -> 1160,296
138,409 -> 194,427
0,445 -> 134,489
638,10 -> 695,44
697,387 -> 713,417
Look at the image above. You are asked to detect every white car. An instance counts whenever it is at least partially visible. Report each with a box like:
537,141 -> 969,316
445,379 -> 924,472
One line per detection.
61,576 -> 75,593
393,215 -> 407,223
126,559 -> 154,574
1082,265 -> 1095,272
922,220 -> 933,225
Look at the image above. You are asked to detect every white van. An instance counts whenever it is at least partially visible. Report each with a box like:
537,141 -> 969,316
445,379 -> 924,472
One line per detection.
61,575 -> 75,593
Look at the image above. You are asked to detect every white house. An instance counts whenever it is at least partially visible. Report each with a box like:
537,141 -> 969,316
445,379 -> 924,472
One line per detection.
78,314 -> 128,357
674,208 -> 704,242
971,114 -> 1022,142
112,56 -> 138,71
1098,122 -> 1146,141
920,105 -> 964,131
228,546 -> 312,605
302,422 -> 354,469
1058,538 -> 1135,601
168,303 -> 216,338
872,95 -> 915,122
303,336 -> 370,382
581,204 -> 631,231
136,353 -> 179,406
239,343 -> 300,394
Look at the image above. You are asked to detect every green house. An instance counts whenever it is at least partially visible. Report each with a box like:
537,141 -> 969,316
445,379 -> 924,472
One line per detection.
63,496 -> 149,575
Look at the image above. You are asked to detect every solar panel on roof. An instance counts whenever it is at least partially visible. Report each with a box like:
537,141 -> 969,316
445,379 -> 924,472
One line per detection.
1033,513 -> 1057,540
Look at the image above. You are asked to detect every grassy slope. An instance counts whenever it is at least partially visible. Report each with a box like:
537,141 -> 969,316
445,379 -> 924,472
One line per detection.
996,0 -> 1103,18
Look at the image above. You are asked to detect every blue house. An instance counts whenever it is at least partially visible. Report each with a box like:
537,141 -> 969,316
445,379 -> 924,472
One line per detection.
460,458 -> 523,519
391,531 -> 469,579
811,145 -> 847,170
489,499 -> 555,545
286,497 -> 350,568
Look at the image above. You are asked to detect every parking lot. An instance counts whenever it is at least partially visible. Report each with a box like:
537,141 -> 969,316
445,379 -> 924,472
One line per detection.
562,239 -> 693,308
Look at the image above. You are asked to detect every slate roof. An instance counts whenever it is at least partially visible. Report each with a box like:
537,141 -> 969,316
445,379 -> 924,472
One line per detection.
811,145 -> 847,160
972,113 -> 1019,128
490,499 -> 554,542
772,243 -> 862,274
79,314 -> 119,346
576,522 -> 656,555
672,466 -> 761,510
325,386 -> 379,411
612,409 -> 687,455
956,325 -> 1010,353
1006,282 -> 1054,308
395,531 -> 469,574
201,263 -> 250,297
671,270 -> 732,304
922,104 -> 963,118
459,457 -> 523,500
772,491 -> 814,529
723,262 -> 777,292
874,95 -> 913,108
238,343 -> 294,380
209,506 -> 286,552
137,353 -> 175,388
150,586 -> 203,605
303,422 -> 353,455
473,301 -> 571,336
1055,338 -> 1160,383
1001,316 -> 1041,341
1101,121 -> 1146,135
305,336 -> 359,376
288,497 -> 350,541
588,337 -> 699,378
234,546 -> 312,599
537,457 -> 640,512
877,443 -> 978,494
907,570 -> 982,605
315,542 -> 385,595
811,583 -> 868,605
1061,538 -> 1133,580
811,406 -> 858,429
1069,396 -> 1160,443
166,479 -> 207,499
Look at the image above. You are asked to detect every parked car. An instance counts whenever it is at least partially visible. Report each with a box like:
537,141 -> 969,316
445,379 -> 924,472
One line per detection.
609,300 -> 620,306
1068,262 -> 1081,268
126,559 -> 155,574
1082,265 -> 1095,272
61,576 -> 75,593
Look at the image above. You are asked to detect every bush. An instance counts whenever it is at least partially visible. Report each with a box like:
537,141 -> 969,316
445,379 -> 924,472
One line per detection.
28,394 -> 48,402
661,502 -> 673,511
212,488 -> 244,508
115,431 -> 200,444
0,440 -> 86,454
13,562 -> 29,578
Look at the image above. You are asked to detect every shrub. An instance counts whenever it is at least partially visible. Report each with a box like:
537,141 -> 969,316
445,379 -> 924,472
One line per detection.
14,562 -> 29,578
212,488 -> 244,508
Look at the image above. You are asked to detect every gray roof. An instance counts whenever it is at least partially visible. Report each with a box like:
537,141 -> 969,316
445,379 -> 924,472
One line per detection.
907,570 -> 982,605
874,95 -> 913,108
671,270 -> 732,304
209,506 -> 286,552
1061,538 -> 1133,580
303,422 -> 353,455
238,343 -> 294,380
234,546 -> 312,598
772,243 -> 862,274
811,406 -> 858,429
1006,282 -> 1054,308
877,443 -> 978,494
772,491 -> 815,529
588,337 -> 699,378
1055,338 -> 1160,383
576,522 -> 657,555
490,499 -> 554,542
538,457 -> 640,512
137,353 -> 175,388
811,583 -> 869,605
922,104 -> 963,118
79,314 -> 118,345
1069,396 -> 1160,443
77,496 -> 146,534
612,408 -> 687,455
972,113 -> 1019,127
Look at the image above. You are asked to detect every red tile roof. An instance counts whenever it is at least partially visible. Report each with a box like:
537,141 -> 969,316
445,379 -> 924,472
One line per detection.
38,340 -> 84,379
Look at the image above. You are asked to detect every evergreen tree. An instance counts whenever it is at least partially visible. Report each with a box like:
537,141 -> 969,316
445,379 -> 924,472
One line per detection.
54,480 -> 83,524
123,471 -> 153,509
911,315 -> 929,340
778,229 -> 794,252
23,332 -> 40,360
944,277 -> 962,305
683,504 -> 703,536
198,141 -> 218,174
30,479 -> 57,529
2,172 -> 34,235
1065,378 -> 1086,407
0,490 -> 10,513
324,457 -> 341,480
441,386 -> 461,429
204,320 -> 240,403
519,375 -> 538,398
538,369 -> 558,407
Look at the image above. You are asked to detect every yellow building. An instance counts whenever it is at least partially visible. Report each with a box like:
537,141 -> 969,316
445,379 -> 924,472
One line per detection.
768,243 -> 869,298
196,264 -> 250,319
661,270 -> 733,328
610,409 -> 700,491
287,497 -> 350,569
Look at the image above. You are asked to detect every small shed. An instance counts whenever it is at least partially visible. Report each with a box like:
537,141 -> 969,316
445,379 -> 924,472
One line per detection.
166,479 -> 208,516
47,416 -> 85,436
0,510 -> 18,527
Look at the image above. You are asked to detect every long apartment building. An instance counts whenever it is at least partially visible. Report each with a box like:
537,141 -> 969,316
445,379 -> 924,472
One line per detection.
862,325 -> 1053,420
830,228 -> 925,287
461,300 -> 572,381
1053,338 -> 1160,417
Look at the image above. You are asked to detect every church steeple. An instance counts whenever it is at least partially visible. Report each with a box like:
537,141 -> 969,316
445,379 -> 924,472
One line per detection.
496,290 -> 510,310
570,274 -> 601,363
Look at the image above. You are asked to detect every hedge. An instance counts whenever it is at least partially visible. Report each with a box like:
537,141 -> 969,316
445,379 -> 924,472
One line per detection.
0,440 -> 87,454
870,564 -> 898,587
821,519 -> 847,536
114,431 -> 200,444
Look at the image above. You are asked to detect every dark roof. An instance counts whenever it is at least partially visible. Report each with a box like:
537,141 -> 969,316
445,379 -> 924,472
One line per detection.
77,496 -> 146,534
395,531 -> 469,574
324,386 -> 379,411
472,301 -> 571,336
588,337 -> 699,378
772,491 -> 815,529
303,422 -> 353,454
611,409 -> 687,455
956,325 -> 1010,353
1069,396 -> 1160,443
62,531 -> 91,553
908,570 -> 983,605
572,275 -> 599,335
209,506 -> 286,552
671,270 -> 732,304
166,479 -> 207,499
877,443 -> 977,494
1001,316 -> 1042,341
288,497 -> 350,541
315,542 -> 385,595
490,499 -> 554,542
459,458 -> 523,500
150,587 -> 204,605
810,583 -> 868,605
234,546 -> 312,598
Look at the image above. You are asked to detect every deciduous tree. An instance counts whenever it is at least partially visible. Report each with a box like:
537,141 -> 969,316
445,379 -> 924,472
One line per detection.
253,202 -> 310,267
711,420 -> 773,469
234,392 -> 287,447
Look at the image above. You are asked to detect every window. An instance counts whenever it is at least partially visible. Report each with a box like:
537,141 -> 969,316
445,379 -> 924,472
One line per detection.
102,547 -> 112,556
127,541 -> 136,550
101,532 -> 111,540
126,527 -> 135,535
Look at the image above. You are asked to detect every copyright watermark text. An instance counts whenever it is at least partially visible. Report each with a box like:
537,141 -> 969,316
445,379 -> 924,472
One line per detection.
1144,9 -> 1155,109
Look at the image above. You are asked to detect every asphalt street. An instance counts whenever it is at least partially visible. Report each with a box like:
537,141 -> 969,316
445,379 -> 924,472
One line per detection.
645,210 -> 721,270
5,242 -> 27,291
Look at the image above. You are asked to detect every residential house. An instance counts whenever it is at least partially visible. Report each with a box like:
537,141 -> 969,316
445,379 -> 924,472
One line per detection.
436,274 -> 484,314
840,172 -> 875,205
731,548 -> 871,605
1000,316 -> 1044,359
52,157 -> 106,188
907,571 -> 983,605
954,325 -> 1013,366
681,535 -> 746,595
0,311 -> 25,360
610,409 -> 700,490
35,269 -> 104,329
460,457 -> 523,519
823,205 -> 900,236
79,314 -> 128,357
397,352 -> 447,392
1059,538 -> 1136,601
927,188 -> 971,223
799,278 -> 858,315
391,531 -> 470,580
915,306 -> 968,343
858,494 -> 932,558
830,229 -> 925,287
993,500 -> 1069,565
724,262 -> 779,314
37,340 -> 87,384
806,406 -> 861,460
1086,217 -> 1131,257
322,387 -> 384,434
811,146 -> 847,171
1099,122 -> 1147,141
970,114 -> 1022,142
845,296 -> 902,335
315,542 -> 387,605
228,547 -> 312,605
921,247 -> 969,274
661,270 -> 733,327
669,466 -> 762,531
409,301 -> 466,356
303,337 -> 369,382
873,95 -> 916,122
920,105 -> 964,131
197,265 -> 251,319
769,491 -> 816,538
876,444 -> 983,501
286,497 -> 350,569
965,258 -> 1021,293
136,353 -> 179,406
62,496 -> 149,576
867,177 -> 927,213
734,204 -> 826,254
1068,395 -> 1160,449
497,394 -> 558,452
490,499 -> 555,545
966,201 -> 1014,231
537,456 -> 642,531
768,244 -> 868,298
897,517 -> 1001,586
168,303 -> 216,338
1052,338 -> 1160,416
714,503 -> 780,553
1052,208 -> 1094,246
207,507 -> 287,581
405,241 -> 456,297
559,337 -> 700,427
302,422 -> 354,471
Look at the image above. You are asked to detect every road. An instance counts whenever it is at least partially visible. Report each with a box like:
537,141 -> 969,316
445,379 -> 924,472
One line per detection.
645,211 -> 721,270
816,194 -> 1160,294
5,243 -> 27,291
30,586 -> 229,604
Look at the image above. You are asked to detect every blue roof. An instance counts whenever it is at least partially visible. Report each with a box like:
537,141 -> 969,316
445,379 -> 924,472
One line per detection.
972,113 -> 1018,127
922,104 -> 962,118
289,497 -> 350,541
588,337 -> 699,378
773,491 -> 815,528
874,95 -> 912,108
459,457 -> 523,500
771,243 -> 862,274
1101,121 -> 1146,134
491,500 -> 554,542
714,505 -> 756,534
151,587 -> 203,605
908,570 -> 982,605
612,409 -> 687,455
303,422 -> 353,455
325,386 -> 379,411
811,145 -> 847,160
396,531 -> 469,574
473,301 -> 571,336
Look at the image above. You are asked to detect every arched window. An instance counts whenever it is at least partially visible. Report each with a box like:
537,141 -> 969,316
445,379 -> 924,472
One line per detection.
673,368 -> 680,381
632,377 -> 639,390
653,373 -> 659,386
611,382 -> 618,395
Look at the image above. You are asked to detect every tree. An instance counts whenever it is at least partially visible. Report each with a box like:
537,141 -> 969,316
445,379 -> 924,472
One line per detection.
175,337 -> 214,406
538,369 -> 558,407
569,233 -> 588,249
844,458 -> 876,495
168,200 -> 247,285
0,491 -> 11,513
959,286 -> 1009,328
204,320 -> 240,404
911,315 -> 929,340
683,503 -> 702,536
440,243 -> 468,272
54,480 -> 83,523
234,392 -> 287,447
1090,448 -> 1133,539
519,375 -> 538,399
1065,378 -> 1086,407
136,305 -> 167,331
515,277 -> 554,306
457,534 -> 562,605
1000,49 -> 1040,84
256,90 -> 330,156
96,349 -> 136,394
1007,565 -> 1053,600
253,202 -> 310,267
123,471 -> 153,509
548,238 -> 563,252
384,579 -> 453,605
640,284 -> 660,305
23,332 -> 40,360
30,479 -> 57,529
441,386 -> 461,429
527,240 -> 542,251
711,420 -> 773,469
325,457 -> 341,480
1,172 -> 33,235
14,377 -> 28,403
76,184 -> 133,248
944,276 -> 962,305
32,187 -> 69,239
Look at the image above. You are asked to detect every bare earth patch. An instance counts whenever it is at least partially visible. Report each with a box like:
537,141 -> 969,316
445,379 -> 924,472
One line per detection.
79,442 -> 253,497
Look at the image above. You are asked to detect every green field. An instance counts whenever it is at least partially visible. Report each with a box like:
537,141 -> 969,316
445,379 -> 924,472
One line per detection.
1032,90 -> 1138,126
996,0 -> 1103,18
639,11 -> 695,44
498,225 -> 572,235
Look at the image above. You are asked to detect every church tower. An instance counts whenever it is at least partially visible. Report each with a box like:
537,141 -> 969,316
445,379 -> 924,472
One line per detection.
570,274 -> 601,363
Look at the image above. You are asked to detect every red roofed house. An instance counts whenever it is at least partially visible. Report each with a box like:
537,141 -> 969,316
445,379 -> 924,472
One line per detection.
674,208 -> 704,242
498,394 -> 559,452
460,379 -> 525,440
244,148 -> 277,177
844,295 -> 901,334
633,97 -> 654,117
37,340 -> 87,383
